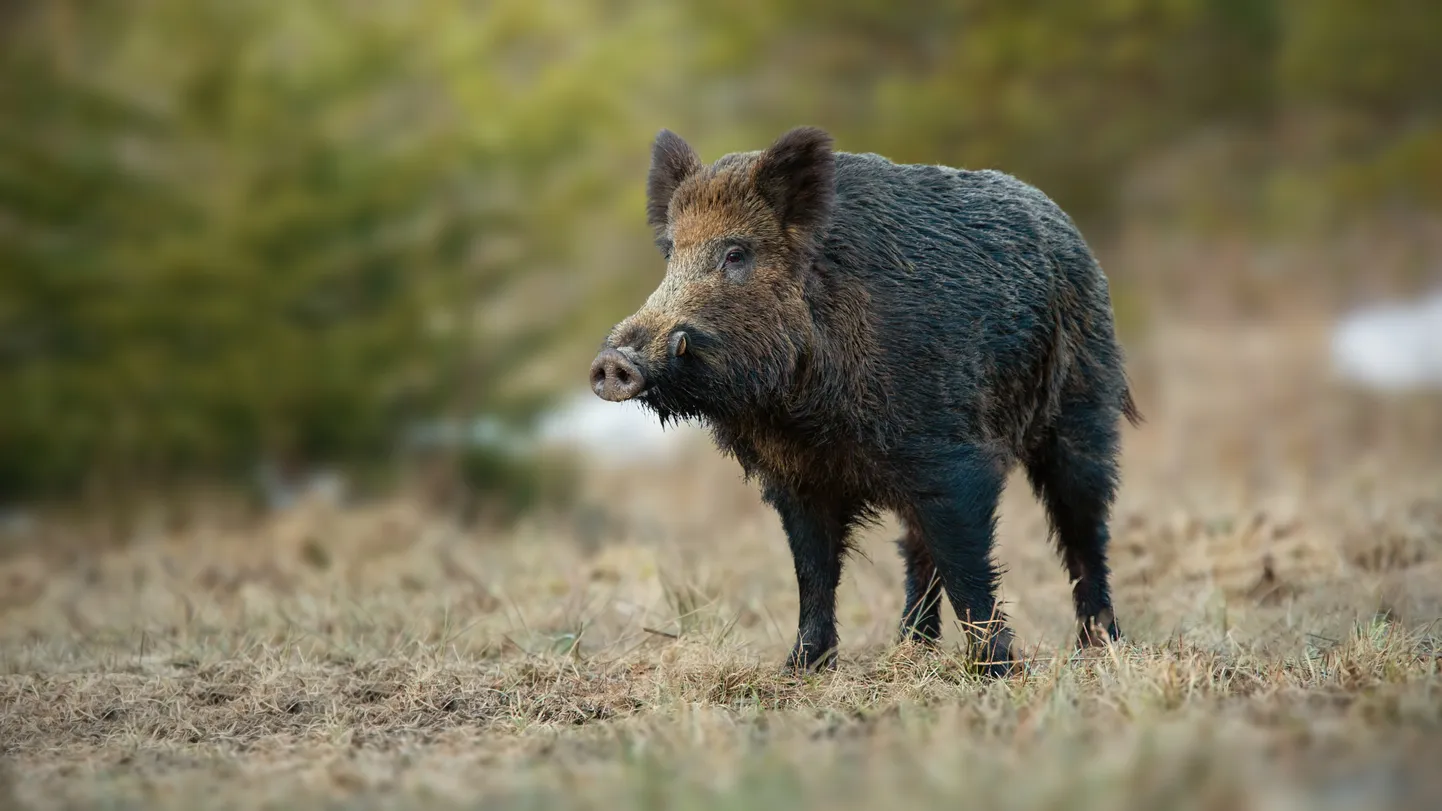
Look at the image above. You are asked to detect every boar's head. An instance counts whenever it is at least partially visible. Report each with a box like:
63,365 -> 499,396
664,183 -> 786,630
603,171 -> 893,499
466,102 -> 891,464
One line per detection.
590,126 -> 837,427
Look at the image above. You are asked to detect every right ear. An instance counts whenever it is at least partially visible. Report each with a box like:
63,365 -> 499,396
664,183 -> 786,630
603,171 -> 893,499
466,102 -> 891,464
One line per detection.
646,129 -> 702,235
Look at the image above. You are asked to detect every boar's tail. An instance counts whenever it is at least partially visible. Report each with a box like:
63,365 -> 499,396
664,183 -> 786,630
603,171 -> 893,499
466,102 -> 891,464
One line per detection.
1121,384 -> 1144,428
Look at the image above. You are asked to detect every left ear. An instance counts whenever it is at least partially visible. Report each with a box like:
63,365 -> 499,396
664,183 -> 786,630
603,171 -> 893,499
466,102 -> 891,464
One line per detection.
647,129 -> 704,237
752,125 -> 836,244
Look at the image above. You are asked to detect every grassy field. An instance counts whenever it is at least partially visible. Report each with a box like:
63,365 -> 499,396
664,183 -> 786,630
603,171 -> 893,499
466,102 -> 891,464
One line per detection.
3,309 -> 1442,810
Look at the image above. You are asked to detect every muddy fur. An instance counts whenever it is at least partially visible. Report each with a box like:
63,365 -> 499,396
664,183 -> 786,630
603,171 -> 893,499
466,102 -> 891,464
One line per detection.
593,126 -> 1142,676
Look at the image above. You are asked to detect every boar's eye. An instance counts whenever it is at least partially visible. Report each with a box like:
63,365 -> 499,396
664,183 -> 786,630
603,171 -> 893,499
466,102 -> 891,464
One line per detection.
723,247 -> 746,266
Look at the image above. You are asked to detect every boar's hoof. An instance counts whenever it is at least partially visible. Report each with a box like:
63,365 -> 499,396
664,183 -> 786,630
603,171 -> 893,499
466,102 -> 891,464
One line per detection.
783,643 -> 838,675
1076,609 -> 1122,649
972,634 -> 1021,679
974,657 -> 1017,680
590,348 -> 646,402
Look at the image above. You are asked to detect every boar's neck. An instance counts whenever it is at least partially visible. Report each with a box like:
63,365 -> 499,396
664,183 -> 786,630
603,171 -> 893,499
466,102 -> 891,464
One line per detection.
795,259 -> 886,429
711,261 -> 889,488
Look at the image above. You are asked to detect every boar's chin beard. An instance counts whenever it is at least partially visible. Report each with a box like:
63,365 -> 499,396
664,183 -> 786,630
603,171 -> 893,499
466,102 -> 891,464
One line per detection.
637,351 -> 795,430
632,375 -> 718,429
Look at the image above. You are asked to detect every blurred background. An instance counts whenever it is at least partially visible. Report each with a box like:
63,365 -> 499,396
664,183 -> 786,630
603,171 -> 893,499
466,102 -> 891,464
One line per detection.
2,0 -> 1440,543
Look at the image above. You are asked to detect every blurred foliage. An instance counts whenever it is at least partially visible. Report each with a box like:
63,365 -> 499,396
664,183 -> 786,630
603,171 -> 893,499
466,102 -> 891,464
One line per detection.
684,0 -> 1280,224
1,0 -> 1438,506
681,0 -> 1440,232
455,445 -> 581,526
0,0 -> 673,505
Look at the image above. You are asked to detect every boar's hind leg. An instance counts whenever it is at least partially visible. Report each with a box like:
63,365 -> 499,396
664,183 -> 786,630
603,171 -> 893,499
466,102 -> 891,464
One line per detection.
907,445 -> 1016,678
1025,391 -> 1124,649
763,483 -> 862,673
896,522 -> 943,645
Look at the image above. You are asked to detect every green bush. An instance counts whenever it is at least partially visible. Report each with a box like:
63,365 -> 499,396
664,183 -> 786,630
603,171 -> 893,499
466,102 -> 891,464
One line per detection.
0,0 -> 664,504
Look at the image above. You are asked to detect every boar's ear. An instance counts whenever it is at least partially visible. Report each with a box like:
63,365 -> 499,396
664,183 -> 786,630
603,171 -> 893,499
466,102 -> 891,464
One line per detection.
753,125 -> 836,243
647,129 -> 703,235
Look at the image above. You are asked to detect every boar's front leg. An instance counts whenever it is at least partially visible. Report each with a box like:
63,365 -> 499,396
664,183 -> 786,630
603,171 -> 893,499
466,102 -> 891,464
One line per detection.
763,482 -> 861,673
907,443 -> 1018,678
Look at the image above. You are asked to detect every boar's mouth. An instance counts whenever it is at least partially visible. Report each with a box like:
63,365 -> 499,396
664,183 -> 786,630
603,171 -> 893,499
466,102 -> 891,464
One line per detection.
638,332 -> 712,423
594,312 -> 803,428
596,322 -> 729,426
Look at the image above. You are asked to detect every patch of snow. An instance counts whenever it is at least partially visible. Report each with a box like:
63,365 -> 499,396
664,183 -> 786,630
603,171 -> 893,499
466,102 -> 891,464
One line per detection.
535,391 -> 706,465
254,464 -> 348,511
400,392 -> 705,468
1330,290 -> 1442,391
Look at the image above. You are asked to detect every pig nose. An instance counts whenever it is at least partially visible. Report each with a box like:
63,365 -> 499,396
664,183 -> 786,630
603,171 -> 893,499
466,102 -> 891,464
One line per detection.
590,348 -> 646,402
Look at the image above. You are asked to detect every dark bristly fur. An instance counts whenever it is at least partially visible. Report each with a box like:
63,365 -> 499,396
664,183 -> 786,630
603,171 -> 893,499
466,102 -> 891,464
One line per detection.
592,126 -> 1142,677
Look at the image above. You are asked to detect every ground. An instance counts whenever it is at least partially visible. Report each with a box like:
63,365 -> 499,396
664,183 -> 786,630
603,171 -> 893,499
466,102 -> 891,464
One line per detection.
3,308 -> 1441,810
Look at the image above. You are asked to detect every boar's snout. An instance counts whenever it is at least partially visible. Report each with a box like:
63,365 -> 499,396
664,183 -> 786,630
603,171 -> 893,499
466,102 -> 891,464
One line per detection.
590,347 -> 646,402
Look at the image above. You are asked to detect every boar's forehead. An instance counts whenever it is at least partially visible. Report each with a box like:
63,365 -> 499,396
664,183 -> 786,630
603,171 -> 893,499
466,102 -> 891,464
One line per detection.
668,160 -> 784,249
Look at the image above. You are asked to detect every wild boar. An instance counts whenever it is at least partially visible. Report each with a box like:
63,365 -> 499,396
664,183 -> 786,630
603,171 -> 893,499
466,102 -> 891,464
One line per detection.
590,126 -> 1141,676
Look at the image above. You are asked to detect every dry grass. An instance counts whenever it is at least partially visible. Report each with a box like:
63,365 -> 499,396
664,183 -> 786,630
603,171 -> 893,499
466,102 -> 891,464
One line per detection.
3,307 -> 1442,810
